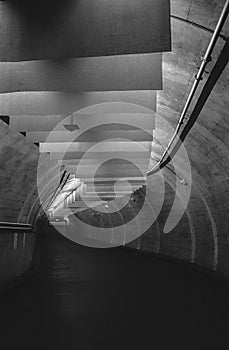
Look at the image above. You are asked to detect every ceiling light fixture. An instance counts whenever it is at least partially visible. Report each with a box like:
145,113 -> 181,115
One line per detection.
63,114 -> 80,132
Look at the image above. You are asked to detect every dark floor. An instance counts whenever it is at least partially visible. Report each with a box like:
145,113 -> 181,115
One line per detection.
0,228 -> 229,350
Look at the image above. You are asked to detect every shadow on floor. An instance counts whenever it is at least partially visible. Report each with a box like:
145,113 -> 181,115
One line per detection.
0,227 -> 228,350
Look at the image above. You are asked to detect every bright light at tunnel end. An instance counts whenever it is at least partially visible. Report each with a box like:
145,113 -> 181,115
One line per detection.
37,102 -> 192,248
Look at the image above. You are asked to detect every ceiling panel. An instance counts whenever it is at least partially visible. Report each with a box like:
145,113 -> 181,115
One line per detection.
0,54 -> 162,93
26,130 -> 153,143
0,91 -> 156,115
65,165 -> 148,178
10,113 -> 155,132
0,0 -> 171,61
39,141 -> 152,153
50,152 -> 150,161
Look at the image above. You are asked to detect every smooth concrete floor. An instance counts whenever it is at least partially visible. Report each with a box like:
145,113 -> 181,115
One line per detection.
0,228 -> 229,350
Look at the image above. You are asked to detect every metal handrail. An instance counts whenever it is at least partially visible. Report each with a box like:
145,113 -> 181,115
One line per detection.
147,0 -> 229,176
0,222 -> 33,231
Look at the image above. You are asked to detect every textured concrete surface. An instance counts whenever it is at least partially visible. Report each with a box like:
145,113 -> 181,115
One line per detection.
0,122 -> 39,223
153,0 -> 229,275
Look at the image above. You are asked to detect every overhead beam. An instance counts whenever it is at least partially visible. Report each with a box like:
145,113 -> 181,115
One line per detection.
0,54 -> 162,93
69,195 -> 128,202
40,141 -> 152,153
26,130 -> 153,143
68,202 -> 107,209
10,113 -> 155,132
86,184 -> 138,193
0,0 -> 171,61
0,91 -> 156,115
83,177 -> 146,184
65,166 -> 147,178
50,151 -> 150,161
59,158 -> 150,166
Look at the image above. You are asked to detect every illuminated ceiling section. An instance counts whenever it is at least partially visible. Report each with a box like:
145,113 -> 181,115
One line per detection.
50,152 -> 149,161
0,91 -> 157,115
9,113 -> 155,132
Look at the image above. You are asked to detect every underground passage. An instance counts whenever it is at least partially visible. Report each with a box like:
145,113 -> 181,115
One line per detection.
0,0 -> 229,349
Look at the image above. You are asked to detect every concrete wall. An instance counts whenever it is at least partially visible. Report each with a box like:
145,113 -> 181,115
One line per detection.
0,121 -> 39,223
134,0 -> 229,276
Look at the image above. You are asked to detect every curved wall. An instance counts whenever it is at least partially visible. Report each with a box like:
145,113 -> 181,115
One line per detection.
134,0 -> 229,275
0,122 -> 39,223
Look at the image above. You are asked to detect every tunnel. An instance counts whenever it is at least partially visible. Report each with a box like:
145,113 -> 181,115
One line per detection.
0,0 -> 229,349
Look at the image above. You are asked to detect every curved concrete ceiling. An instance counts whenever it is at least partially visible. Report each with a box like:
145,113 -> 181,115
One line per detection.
0,0 -> 228,275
